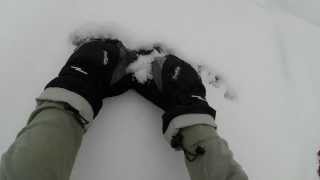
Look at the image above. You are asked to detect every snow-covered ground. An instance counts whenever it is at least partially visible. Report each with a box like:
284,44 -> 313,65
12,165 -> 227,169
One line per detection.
0,0 -> 319,179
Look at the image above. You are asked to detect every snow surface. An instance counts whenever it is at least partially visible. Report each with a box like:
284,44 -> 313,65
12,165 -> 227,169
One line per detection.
0,0 -> 320,180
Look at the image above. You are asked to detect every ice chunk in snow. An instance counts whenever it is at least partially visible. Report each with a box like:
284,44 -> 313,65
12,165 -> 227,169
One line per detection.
126,50 -> 165,83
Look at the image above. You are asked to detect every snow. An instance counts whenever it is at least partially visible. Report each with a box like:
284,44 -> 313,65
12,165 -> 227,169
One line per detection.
69,22 -> 152,49
0,0 -> 320,180
127,51 -> 164,84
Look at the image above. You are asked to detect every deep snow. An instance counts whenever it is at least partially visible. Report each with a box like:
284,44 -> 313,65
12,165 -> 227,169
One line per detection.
0,0 -> 319,180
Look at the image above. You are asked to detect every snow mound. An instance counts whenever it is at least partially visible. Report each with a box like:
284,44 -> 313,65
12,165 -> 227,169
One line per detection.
69,23 -> 122,47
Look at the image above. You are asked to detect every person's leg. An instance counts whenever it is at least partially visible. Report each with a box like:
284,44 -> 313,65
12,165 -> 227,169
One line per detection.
0,101 -> 84,180
0,38 -> 134,180
180,124 -> 248,180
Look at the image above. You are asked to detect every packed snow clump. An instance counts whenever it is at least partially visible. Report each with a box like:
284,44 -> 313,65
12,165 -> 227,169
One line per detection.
126,50 -> 165,83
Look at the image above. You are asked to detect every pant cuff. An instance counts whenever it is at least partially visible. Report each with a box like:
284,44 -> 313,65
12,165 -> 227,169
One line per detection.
37,87 -> 94,129
163,114 -> 217,146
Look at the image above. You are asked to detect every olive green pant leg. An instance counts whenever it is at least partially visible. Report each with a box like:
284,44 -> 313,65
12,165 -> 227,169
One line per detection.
0,102 -> 84,180
180,125 -> 248,180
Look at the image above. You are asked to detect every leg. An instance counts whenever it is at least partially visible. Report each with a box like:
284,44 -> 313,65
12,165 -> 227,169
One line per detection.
180,125 -> 248,180
0,102 -> 84,180
0,38 -> 134,180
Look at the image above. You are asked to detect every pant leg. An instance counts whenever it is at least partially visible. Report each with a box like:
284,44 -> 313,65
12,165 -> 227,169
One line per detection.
180,125 -> 248,180
0,102 -> 84,180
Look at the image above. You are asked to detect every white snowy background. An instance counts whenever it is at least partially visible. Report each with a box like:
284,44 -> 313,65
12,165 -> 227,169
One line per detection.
0,0 -> 320,180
